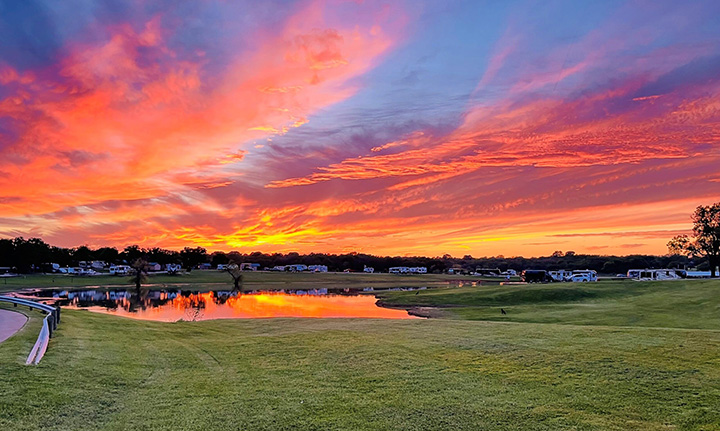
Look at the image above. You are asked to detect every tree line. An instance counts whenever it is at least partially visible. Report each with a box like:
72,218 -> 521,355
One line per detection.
0,237 -> 698,275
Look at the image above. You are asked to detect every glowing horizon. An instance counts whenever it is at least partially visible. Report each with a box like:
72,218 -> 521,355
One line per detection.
1,1 -> 719,257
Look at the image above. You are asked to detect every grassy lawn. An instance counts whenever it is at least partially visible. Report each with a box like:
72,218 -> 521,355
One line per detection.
1,310 -> 719,430
376,279 -> 720,330
1,279 -> 719,429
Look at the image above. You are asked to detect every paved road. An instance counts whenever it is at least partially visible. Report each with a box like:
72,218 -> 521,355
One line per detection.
0,309 -> 28,343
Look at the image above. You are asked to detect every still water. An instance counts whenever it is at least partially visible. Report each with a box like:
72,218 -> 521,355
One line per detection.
25,289 -> 418,321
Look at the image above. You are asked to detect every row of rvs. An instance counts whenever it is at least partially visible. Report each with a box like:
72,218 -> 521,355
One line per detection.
521,269 -> 598,283
265,264 -> 329,272
521,268 -> 712,283
388,266 -> 428,274
625,269 -> 711,280
47,262 -> 183,275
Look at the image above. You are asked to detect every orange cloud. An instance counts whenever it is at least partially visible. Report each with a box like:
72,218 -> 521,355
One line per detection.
0,0 -> 404,222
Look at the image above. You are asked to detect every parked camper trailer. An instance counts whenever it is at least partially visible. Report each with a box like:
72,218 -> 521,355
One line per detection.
549,270 -> 573,282
476,268 -> 502,277
627,269 -> 680,281
109,265 -> 131,275
286,264 -> 308,272
674,269 -> 712,278
389,267 -> 409,274
521,270 -> 554,283
165,263 -> 183,273
308,265 -> 328,272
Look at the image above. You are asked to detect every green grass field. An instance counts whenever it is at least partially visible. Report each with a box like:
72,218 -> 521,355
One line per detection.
376,279 -> 720,330
1,278 -> 719,430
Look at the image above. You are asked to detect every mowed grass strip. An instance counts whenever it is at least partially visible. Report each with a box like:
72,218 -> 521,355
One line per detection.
377,279 -> 720,330
1,310 -> 719,430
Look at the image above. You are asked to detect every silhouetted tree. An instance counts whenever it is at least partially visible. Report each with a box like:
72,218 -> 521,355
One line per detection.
180,247 -> 208,271
668,202 -> 720,277
129,258 -> 149,296
225,263 -> 243,291
72,245 -> 94,263
122,245 -> 145,263
211,251 -> 229,267
95,247 -> 119,264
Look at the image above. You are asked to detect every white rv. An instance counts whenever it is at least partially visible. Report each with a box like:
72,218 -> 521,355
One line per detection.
286,264 -> 308,272
549,270 -> 573,282
389,267 -> 410,274
109,265 -> 131,275
627,269 -> 680,281
308,265 -> 328,272
166,263 -> 183,273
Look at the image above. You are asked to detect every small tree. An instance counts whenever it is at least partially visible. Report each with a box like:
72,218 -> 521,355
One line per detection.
129,258 -> 149,296
225,263 -> 243,291
668,202 -> 720,277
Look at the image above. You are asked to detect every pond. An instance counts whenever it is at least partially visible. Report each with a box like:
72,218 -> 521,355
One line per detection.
19,289 -> 419,321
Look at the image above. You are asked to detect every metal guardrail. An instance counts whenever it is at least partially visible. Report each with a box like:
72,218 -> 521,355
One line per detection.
0,295 -> 60,365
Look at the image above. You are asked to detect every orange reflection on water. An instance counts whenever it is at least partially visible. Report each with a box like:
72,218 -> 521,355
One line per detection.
69,291 -> 417,321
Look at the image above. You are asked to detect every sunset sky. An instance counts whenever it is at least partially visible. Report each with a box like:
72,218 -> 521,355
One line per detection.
1,0 -> 719,257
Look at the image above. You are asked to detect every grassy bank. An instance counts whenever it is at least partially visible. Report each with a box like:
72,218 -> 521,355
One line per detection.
1,310 -> 719,430
376,279 -> 720,329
